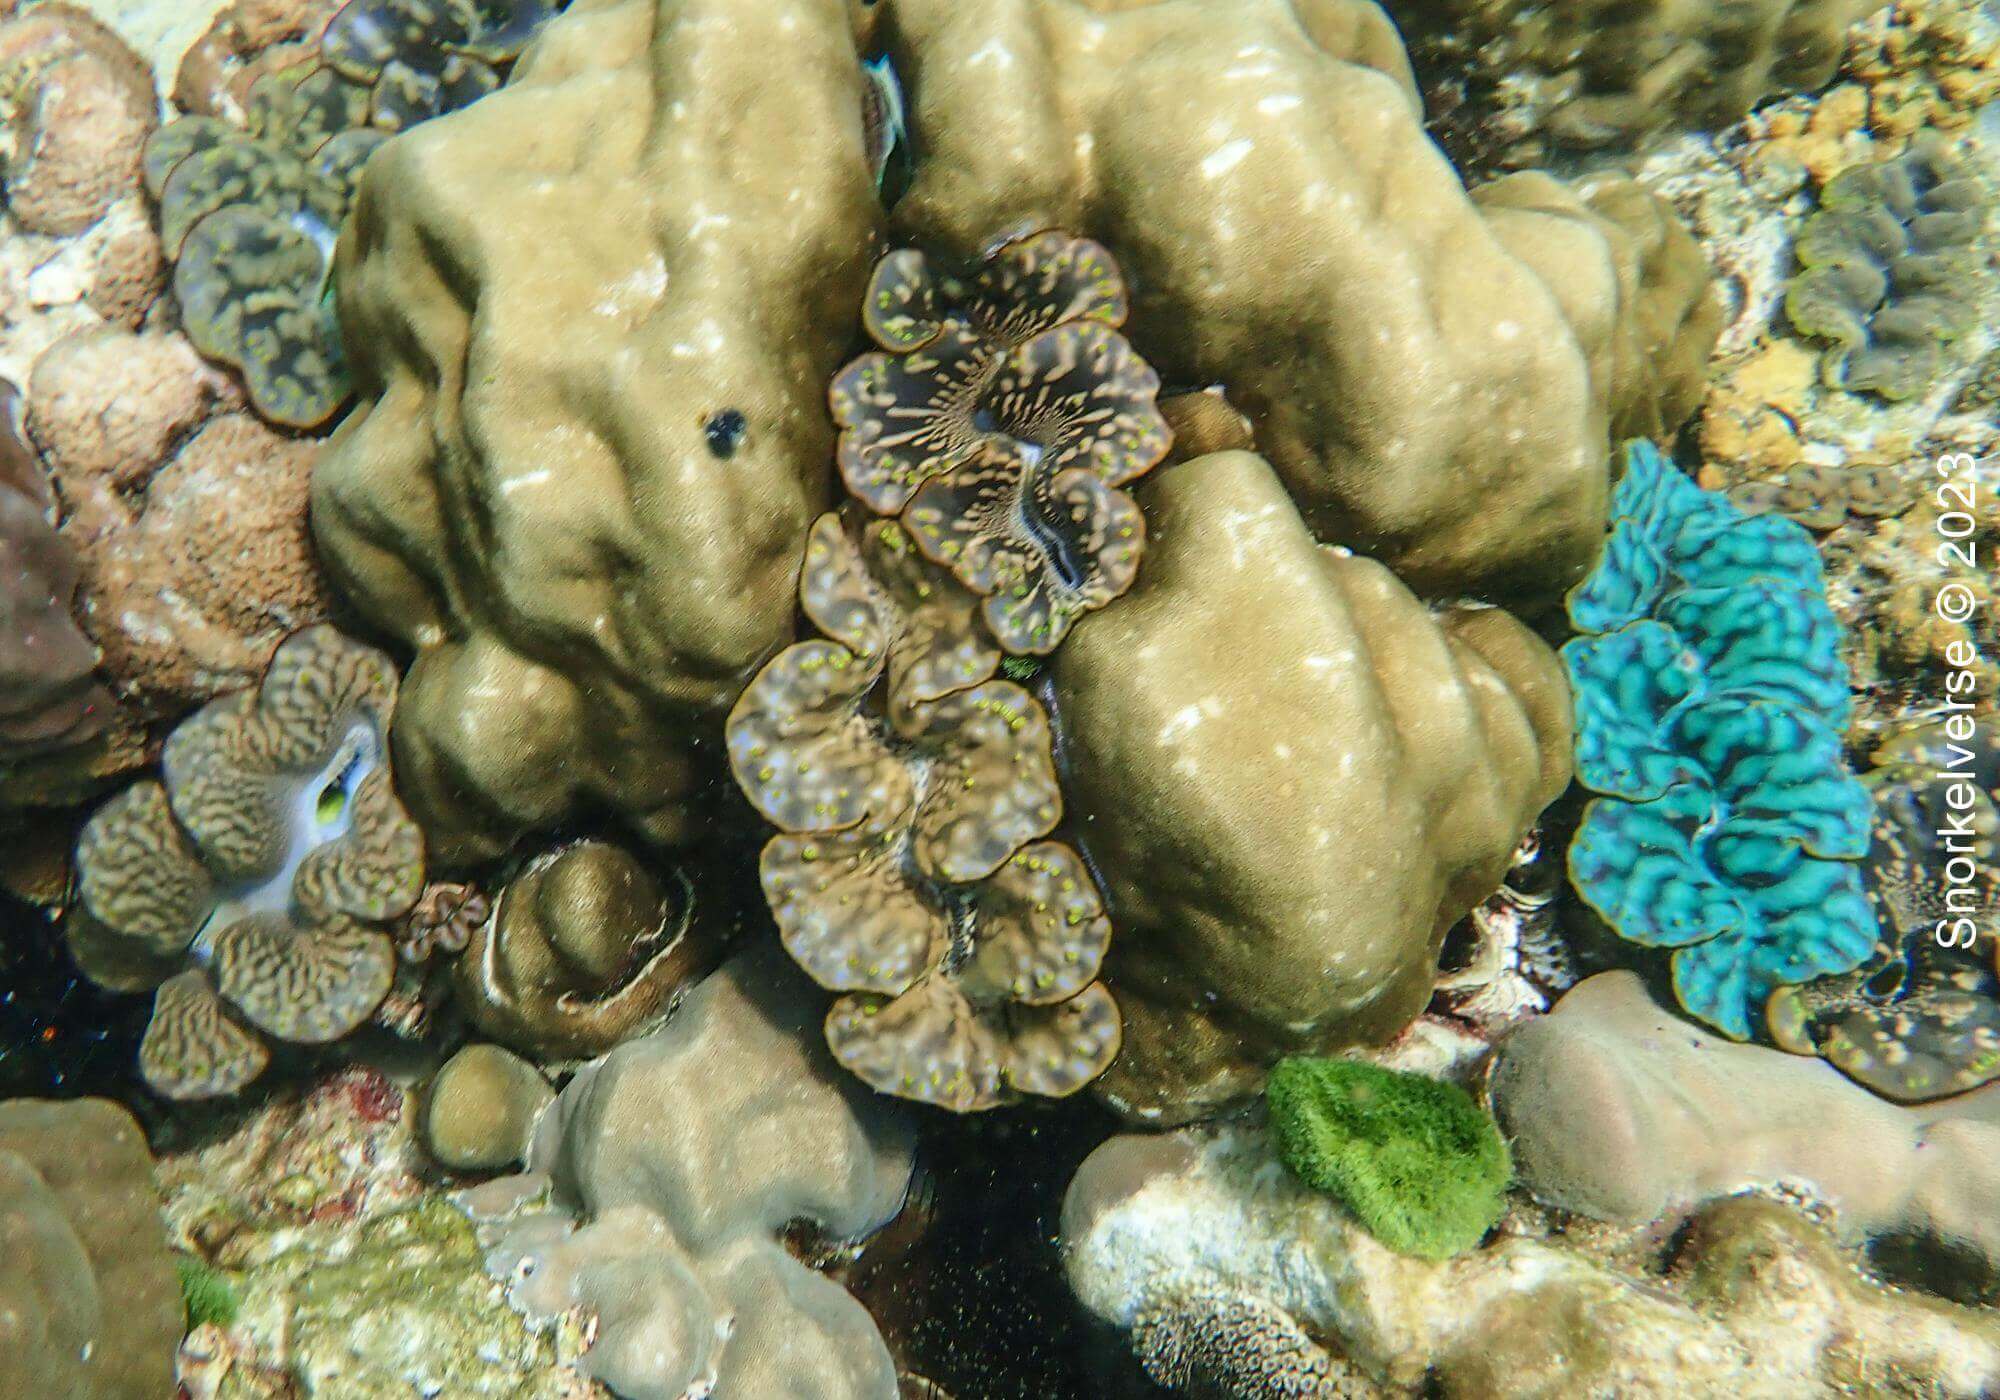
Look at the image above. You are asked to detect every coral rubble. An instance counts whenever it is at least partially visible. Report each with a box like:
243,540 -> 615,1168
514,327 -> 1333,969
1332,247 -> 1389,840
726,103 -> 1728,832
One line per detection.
66,625 -> 424,1098
1052,451 -> 1570,1124
1562,440 -> 1875,1038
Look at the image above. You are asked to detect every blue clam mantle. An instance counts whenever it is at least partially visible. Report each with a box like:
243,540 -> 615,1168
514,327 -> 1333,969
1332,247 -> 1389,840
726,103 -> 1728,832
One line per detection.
1562,441 -> 1875,1039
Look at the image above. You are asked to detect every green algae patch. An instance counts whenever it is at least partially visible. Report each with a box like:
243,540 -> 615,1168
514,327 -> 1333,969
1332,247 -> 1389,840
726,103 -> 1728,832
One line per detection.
1266,1057 -> 1510,1260
176,1253 -> 240,1331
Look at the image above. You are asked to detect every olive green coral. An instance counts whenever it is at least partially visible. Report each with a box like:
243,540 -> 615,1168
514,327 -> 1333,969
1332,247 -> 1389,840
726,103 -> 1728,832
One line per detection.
454,840 -> 721,1060
727,509 -> 1120,1111
66,625 -> 425,1099
1050,451 -> 1571,1124
830,231 -> 1171,653
885,0 -> 1719,614
1266,1057 -> 1511,1260
0,1098 -> 182,1400
1785,139 -> 1990,401
311,0 -> 884,863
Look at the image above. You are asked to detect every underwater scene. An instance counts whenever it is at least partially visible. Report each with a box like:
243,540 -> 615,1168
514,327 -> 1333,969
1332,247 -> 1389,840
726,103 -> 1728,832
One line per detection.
0,0 -> 1997,1395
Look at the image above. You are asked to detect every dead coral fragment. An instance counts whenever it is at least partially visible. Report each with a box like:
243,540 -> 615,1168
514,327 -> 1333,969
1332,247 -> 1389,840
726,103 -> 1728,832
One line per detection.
454,840 -> 720,1061
727,509 -> 1118,1111
66,626 -> 425,1099
830,231 -> 1170,653
1784,138 -> 1990,400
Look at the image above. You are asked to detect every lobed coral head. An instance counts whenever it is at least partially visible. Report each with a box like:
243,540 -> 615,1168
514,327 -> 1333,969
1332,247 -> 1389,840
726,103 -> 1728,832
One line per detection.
67,626 -> 425,1098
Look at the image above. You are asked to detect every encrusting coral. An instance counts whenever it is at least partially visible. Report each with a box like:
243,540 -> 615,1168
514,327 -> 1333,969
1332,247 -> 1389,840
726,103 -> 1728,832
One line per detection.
0,376 -> 107,757
1785,138 -> 1990,400
65,625 -> 425,1099
1766,720 -> 2000,1101
1051,451 -> 1570,1124
828,231 -> 1172,653
464,948 -> 915,1399
883,0 -> 1720,614
1489,969 -> 2000,1282
139,0 -> 566,427
0,3 -> 158,237
312,0 -> 885,863
0,1097 -> 182,1400
1562,440 -> 1875,1040
454,839 -> 721,1061
28,328 -> 335,720
1267,1058 -> 1510,1261
727,510 -> 1121,1111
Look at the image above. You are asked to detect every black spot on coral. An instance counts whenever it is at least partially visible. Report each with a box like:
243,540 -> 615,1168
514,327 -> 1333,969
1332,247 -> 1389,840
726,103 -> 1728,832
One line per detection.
704,409 -> 747,459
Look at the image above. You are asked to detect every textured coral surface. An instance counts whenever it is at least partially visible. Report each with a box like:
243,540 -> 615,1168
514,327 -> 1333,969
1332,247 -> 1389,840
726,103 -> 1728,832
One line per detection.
0,1097 -> 181,1400
313,0 -> 883,863
1053,451 -> 1570,1124
886,0 -> 1717,614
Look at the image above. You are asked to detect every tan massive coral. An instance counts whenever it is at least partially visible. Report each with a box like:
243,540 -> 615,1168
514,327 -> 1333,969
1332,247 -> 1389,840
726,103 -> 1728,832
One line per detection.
312,0 -> 884,863
882,0 -> 1719,612
1383,0 -> 1868,150
1051,452 -> 1571,1123
0,1097 -> 181,1400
